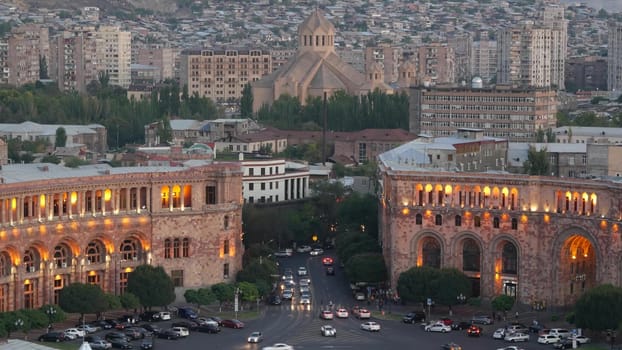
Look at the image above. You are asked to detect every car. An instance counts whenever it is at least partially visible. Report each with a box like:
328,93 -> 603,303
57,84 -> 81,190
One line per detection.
114,322 -> 133,330
91,320 -> 114,330
441,343 -> 463,350
504,332 -> 529,342
493,328 -> 506,339
65,327 -> 86,338
177,307 -> 198,320
326,266 -> 335,275
549,328 -> 572,339
425,322 -> 452,333
440,318 -> 454,326
356,308 -> 371,319
310,248 -> 324,256
170,326 -> 190,337
123,328 -> 144,340
467,325 -> 483,337
262,344 -> 294,350
322,257 -> 334,265
139,311 -> 161,322
538,334 -> 561,344
336,308 -> 349,318
300,294 -> 311,305
206,316 -> 223,326
89,339 -> 113,350
296,245 -> 312,253
248,331 -> 264,343
299,285 -> 310,294
157,329 -> 180,340
157,311 -> 171,321
172,320 -> 198,331
63,331 -> 78,340
282,290 -> 293,300
529,322 -> 546,333
553,339 -> 578,349
196,324 -> 221,334
299,277 -> 311,285
452,321 -> 472,330
268,295 -> 282,305
221,319 -> 245,329
361,321 -> 381,332
320,310 -> 334,320
472,314 -> 494,325
140,324 -> 162,335
403,311 -> 426,324
354,292 -> 366,301
321,325 -> 337,337
139,338 -> 154,350
575,335 -> 591,344
109,339 -> 133,349
506,323 -> 529,334
105,332 -> 129,342
496,347 -> 525,350
38,331 -> 66,342
197,317 -> 219,326
297,266 -> 308,276
77,324 -> 99,334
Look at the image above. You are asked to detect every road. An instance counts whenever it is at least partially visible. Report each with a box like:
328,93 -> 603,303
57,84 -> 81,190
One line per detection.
54,250 -> 573,350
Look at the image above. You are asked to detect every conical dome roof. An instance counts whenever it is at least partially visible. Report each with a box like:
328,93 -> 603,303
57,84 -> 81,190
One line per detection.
298,8 -> 335,34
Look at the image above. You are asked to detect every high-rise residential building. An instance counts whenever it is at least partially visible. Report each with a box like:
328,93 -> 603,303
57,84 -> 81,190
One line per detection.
96,26 -> 131,89
0,41 -> 8,85
180,48 -> 272,104
365,44 -> 403,84
566,56 -> 608,92
448,34 -> 472,84
471,38 -> 497,84
135,44 -> 176,82
7,24 -> 49,87
497,6 -> 567,89
415,43 -> 455,85
409,85 -> 558,142
50,27 -> 98,93
270,48 -> 296,72
608,21 -> 622,92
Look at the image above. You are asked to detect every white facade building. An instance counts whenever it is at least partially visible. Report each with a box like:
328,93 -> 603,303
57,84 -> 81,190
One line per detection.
241,157 -> 310,204
96,26 -> 131,89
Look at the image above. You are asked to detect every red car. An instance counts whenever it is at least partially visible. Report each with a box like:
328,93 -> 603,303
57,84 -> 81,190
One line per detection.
221,319 -> 245,329
322,257 -> 334,266
440,318 -> 454,326
467,325 -> 482,337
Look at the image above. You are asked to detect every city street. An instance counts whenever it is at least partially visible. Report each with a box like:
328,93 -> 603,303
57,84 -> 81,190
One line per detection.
54,250 -> 574,350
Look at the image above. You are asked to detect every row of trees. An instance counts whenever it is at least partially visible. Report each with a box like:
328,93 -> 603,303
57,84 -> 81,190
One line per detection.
397,266 -> 472,309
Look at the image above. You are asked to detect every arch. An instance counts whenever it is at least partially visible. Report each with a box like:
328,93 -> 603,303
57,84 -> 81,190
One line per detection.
85,239 -> 107,264
0,251 -> 11,277
411,232 -> 444,269
489,235 -> 521,298
23,247 -> 42,272
501,242 -> 518,274
462,238 -> 481,272
52,243 -> 73,268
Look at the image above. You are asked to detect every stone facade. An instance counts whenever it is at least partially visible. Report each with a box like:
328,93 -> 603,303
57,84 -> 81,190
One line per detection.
378,167 -> 622,307
0,162 -> 243,311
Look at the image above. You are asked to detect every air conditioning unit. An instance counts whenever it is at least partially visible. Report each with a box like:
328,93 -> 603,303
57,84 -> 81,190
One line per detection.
61,263 -> 68,268
28,266 -> 35,273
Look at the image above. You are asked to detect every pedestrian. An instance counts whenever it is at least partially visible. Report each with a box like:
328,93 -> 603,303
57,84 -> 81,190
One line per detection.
515,311 -> 519,320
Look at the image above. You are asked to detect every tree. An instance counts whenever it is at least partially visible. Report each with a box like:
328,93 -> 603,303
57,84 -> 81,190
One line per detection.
211,283 -> 235,305
156,118 -> 173,145
491,294 -> 515,314
41,154 -> 61,164
434,268 -> 471,308
236,258 -> 278,297
184,288 -> 217,313
523,146 -> 550,175
575,284 -> 622,331
240,83 -> 253,118
98,71 -> 110,87
39,55 -> 49,79
237,281 -> 259,305
397,266 -> 441,304
120,292 -> 141,311
55,127 -> 67,148
104,293 -> 122,313
126,265 -> 175,308
59,283 -> 108,317
344,253 -> 387,283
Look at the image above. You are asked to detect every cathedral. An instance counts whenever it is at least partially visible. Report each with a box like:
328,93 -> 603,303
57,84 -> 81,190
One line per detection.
251,9 -> 393,112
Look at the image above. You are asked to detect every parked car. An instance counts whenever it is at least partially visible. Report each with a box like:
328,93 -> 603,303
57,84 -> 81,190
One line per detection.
360,321 -> 381,332
452,321 -> 472,330
247,331 -> 264,343
206,316 -> 223,326
89,339 -> 113,350
403,311 -> 426,324
504,332 -> 530,342
139,338 -> 153,350
157,329 -> 180,340
221,319 -> 245,329
196,324 -> 221,334
109,339 -> 133,349
170,326 -> 190,337
553,339 -> 577,349
140,324 -> 162,335
77,324 -> 99,334
123,328 -> 144,340
105,332 -> 129,342
139,311 -> 161,322
157,311 -> 171,321
467,325 -> 483,337
506,323 -> 529,334
575,335 -> 591,344
65,327 -> 86,338
471,314 -> 494,325
321,325 -> 336,337
537,334 -> 561,344
440,318 -> 454,326
171,320 -> 199,331
38,332 -> 66,342
493,328 -> 506,339
91,320 -> 113,330
177,307 -> 198,320
549,328 -> 572,339
425,322 -> 452,333
529,322 -> 546,333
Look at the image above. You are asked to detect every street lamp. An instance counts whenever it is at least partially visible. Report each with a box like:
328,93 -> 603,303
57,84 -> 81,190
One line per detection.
457,293 -> 466,304
14,318 -> 24,338
46,306 -> 57,332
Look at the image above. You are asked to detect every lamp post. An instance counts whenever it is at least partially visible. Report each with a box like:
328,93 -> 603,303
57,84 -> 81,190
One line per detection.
14,318 -> 24,339
46,306 -> 57,332
234,288 -> 241,320
457,293 -> 466,304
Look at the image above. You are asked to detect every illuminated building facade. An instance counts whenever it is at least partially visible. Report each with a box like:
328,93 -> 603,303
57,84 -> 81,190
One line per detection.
0,162 -> 243,311
379,152 -> 622,307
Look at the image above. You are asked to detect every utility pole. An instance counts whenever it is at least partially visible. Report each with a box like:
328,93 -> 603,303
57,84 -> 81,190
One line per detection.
322,91 -> 327,166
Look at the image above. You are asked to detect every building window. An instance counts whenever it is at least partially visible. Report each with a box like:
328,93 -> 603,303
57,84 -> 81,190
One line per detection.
164,239 -> 172,259
249,168 -> 254,176
416,213 -> 422,225
206,186 -> 216,204
173,238 -> 180,258
435,214 -> 442,225
24,282 -> 34,309
493,217 -> 500,228
182,238 -> 190,257
511,218 -> 518,230
502,242 -> 518,274
119,272 -> 128,294
249,183 -> 254,191
261,168 -> 265,176
261,183 -> 265,190
171,270 -> 184,287
224,215 -> 230,229
223,263 -> 230,278
455,215 -> 462,227
223,239 -> 229,255
474,216 -> 481,227
462,238 -> 481,272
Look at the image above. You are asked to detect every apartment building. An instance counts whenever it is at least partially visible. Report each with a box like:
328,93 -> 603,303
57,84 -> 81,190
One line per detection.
565,56 -> 608,92
365,44 -> 402,84
241,157 -> 310,204
6,24 -> 49,87
50,27 -> 98,93
96,26 -> 131,89
180,48 -> 272,103
0,41 -> 7,85
608,21 -> 622,92
337,47 -> 365,73
134,44 -> 176,81
409,85 -> 558,142
270,48 -> 296,72
471,39 -> 497,84
448,34 -> 472,84
415,43 -> 455,85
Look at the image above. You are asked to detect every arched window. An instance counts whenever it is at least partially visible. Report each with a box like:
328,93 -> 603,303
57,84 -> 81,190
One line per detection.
455,215 -> 462,227
173,238 -> 180,258
493,217 -> 500,228
23,249 -> 38,272
182,238 -> 190,257
422,238 -> 441,268
0,252 -> 11,277
474,216 -> 481,227
435,214 -> 443,226
511,218 -> 518,230
164,239 -> 171,259
120,239 -> 138,261
416,214 -> 422,225
463,238 -> 480,272
86,240 -> 105,264
502,242 -> 518,274
53,244 -> 72,268
224,215 -> 230,229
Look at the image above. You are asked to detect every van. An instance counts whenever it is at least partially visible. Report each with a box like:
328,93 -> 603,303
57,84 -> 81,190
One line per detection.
177,307 -> 198,320
549,328 -> 571,339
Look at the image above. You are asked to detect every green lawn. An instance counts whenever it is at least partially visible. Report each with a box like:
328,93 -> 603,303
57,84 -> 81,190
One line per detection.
32,341 -> 77,350
371,310 -> 403,321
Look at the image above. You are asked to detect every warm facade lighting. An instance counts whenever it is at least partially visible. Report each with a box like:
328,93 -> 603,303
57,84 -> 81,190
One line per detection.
11,198 -> 16,210
601,220 -> 608,230
104,189 -> 112,201
40,195 -> 46,207
543,214 -> 549,224
402,208 -> 410,216
124,267 -> 133,273
70,192 -> 78,205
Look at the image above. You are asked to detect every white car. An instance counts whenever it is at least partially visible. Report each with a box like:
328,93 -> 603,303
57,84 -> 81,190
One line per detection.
321,325 -> 336,337
77,324 -> 99,334
299,277 -> 311,285
296,245 -> 312,253
361,321 -> 381,332
424,322 -> 452,333
297,266 -> 307,276
247,331 -> 264,343
158,311 -> 172,320
89,339 -> 112,350
336,308 -> 349,318
538,334 -> 561,344
356,308 -> 371,319
262,344 -> 294,350
493,328 -> 506,339
320,310 -> 334,320
504,332 -> 529,342
575,335 -> 591,344
65,328 -> 86,338
197,317 -> 219,327
310,248 -> 324,256
170,326 -> 189,337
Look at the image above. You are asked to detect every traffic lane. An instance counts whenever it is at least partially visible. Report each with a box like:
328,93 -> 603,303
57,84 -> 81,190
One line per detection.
306,252 -> 354,309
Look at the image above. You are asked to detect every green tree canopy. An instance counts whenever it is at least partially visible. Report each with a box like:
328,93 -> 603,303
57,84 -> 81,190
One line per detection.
55,127 -> 67,148
574,284 -> 622,331
240,83 -> 253,118
344,253 -> 387,283
184,288 -> 217,311
120,292 -> 141,311
211,283 -> 235,304
397,266 -> 441,304
237,281 -> 259,303
236,257 -> 278,297
58,283 -> 108,316
491,294 -> 515,312
127,265 -> 175,308
523,146 -> 550,175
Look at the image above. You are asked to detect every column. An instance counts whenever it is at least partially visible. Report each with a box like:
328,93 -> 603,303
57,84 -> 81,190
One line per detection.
0,198 -> 5,226
68,192 -> 73,218
90,191 -> 95,216
169,186 -> 173,212
46,194 -> 52,220
17,196 -> 23,223
100,190 -> 105,216
136,188 -> 141,214
114,188 -> 120,214
125,187 -> 130,213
